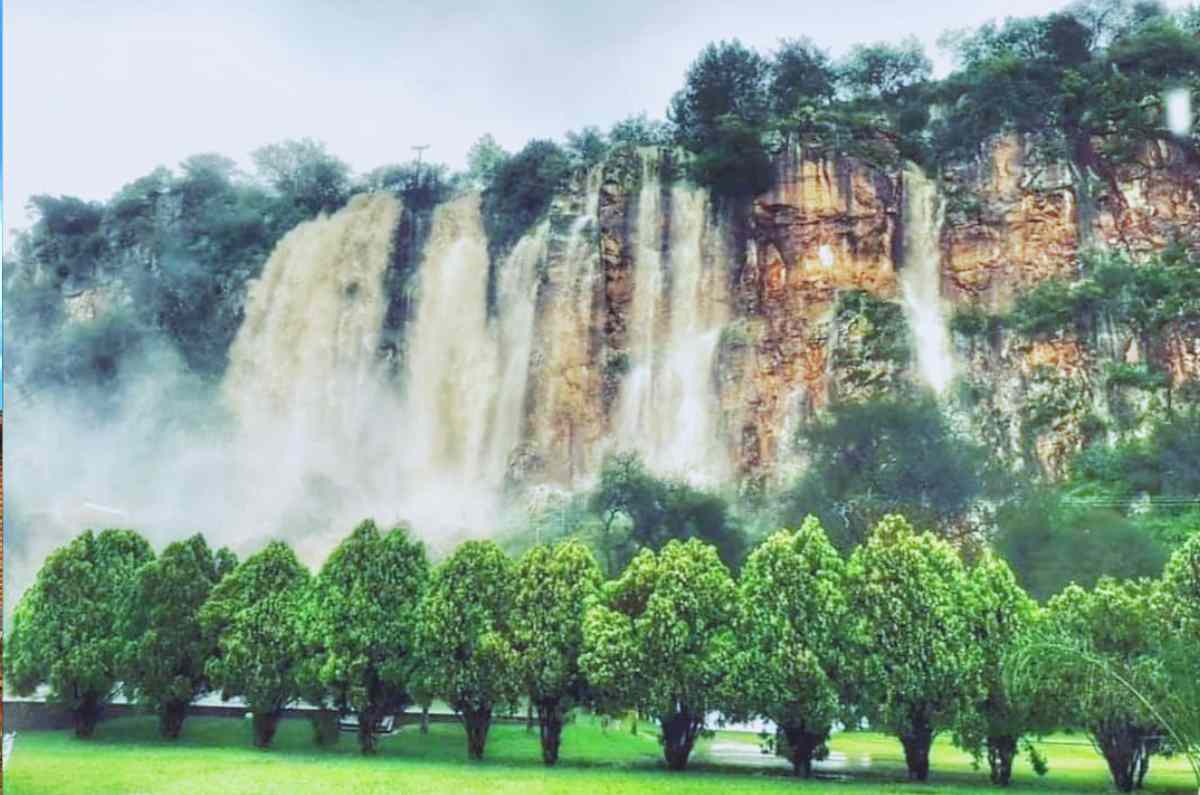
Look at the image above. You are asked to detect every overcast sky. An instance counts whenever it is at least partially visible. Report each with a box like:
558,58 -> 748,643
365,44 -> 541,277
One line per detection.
2,0 -> 1182,233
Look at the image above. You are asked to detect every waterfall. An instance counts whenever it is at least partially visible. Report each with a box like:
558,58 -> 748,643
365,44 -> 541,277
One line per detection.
396,193 -> 544,534
899,164 -> 955,394
221,192 -> 406,545
532,169 -> 605,482
614,153 -> 731,482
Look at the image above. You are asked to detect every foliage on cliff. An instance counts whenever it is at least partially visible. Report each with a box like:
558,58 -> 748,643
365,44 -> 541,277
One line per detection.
782,396 -> 1002,552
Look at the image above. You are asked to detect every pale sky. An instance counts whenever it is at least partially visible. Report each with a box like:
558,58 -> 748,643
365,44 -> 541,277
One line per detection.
0,0 -> 1169,233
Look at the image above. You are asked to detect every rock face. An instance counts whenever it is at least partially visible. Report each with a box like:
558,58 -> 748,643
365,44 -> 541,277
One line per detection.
11,136 -> 1200,489
725,149 -> 901,478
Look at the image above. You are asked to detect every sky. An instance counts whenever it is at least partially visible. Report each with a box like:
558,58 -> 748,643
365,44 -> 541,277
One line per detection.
0,0 -> 1187,235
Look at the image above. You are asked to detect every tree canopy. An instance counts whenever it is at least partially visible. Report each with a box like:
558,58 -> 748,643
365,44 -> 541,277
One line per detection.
123,533 -> 236,739
5,529 -> 154,738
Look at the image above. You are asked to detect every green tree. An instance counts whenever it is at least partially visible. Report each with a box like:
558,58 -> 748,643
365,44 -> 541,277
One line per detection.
669,40 -> 770,149
580,539 -> 738,770
589,452 -> 745,574
838,38 -> 932,101
360,160 -> 453,210
305,520 -> 429,754
251,138 -> 351,219
200,541 -> 311,749
1031,579 -> 1173,792
669,40 -> 773,197
511,539 -> 604,765
123,534 -> 236,739
564,126 -> 609,169
607,113 -> 671,147
955,552 -> 1057,786
995,489 -> 1168,601
782,397 -> 1000,552
768,38 -> 837,116
5,529 -> 154,738
415,540 -> 521,759
844,515 -> 981,781
1159,535 -> 1200,762
464,133 -> 510,189
729,518 -> 848,777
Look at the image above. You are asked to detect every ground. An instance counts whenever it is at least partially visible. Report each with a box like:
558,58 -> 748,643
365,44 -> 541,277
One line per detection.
3,714 -> 1196,794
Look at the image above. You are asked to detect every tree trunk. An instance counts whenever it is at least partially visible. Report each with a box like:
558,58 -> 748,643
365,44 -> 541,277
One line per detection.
252,710 -> 282,749
158,699 -> 189,740
899,713 -> 934,782
537,699 -> 565,766
1094,721 -> 1146,793
462,705 -> 493,760
782,724 -> 825,778
73,691 -> 103,739
987,734 -> 1018,787
526,703 -> 534,733
659,707 -> 704,771
357,709 -> 379,755
420,703 -> 430,734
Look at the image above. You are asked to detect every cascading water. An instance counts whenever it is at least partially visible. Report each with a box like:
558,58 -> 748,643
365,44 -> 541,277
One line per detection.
614,152 -> 731,482
398,193 -> 544,533
899,164 -> 955,394
531,168 -> 605,482
222,192 -> 406,546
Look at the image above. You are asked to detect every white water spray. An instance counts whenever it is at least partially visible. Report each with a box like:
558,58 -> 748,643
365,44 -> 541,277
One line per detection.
615,153 -> 731,482
899,164 -> 955,394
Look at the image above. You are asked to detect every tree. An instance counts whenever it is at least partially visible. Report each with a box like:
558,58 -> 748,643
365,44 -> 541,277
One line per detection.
305,520 -> 429,754
464,133 -> 510,189
607,113 -> 671,147
200,541 -> 311,748
480,139 -> 571,287
511,539 -> 604,765
768,38 -> 838,116
1031,579 -> 1172,792
955,552 -> 1057,786
5,529 -> 154,738
251,138 -> 351,219
580,539 -> 738,770
564,126 -> 609,169
838,38 -> 932,101
844,515 -> 981,781
729,518 -> 848,777
1159,535 -> 1200,773
415,540 -> 521,759
994,489 -> 1168,601
588,452 -> 745,574
782,397 -> 1000,552
360,161 -> 453,210
669,40 -> 770,150
123,534 -> 236,739
669,40 -> 772,197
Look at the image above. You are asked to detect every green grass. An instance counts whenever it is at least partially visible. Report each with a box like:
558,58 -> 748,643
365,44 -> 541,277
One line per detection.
3,714 -> 1196,795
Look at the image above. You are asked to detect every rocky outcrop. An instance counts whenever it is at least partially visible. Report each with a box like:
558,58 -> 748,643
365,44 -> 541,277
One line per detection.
724,149 -> 902,477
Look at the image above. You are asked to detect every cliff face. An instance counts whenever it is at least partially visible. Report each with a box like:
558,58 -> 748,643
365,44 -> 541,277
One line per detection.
526,135 -> 1200,483
13,136 -> 1199,492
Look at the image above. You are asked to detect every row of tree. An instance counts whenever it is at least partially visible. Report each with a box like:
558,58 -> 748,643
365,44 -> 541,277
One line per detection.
7,519 -> 1198,791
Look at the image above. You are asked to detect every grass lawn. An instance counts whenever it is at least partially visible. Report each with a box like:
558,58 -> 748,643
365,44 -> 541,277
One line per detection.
3,713 -> 1196,795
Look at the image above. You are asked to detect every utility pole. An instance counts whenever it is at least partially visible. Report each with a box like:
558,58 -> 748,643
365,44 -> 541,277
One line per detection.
411,144 -> 430,201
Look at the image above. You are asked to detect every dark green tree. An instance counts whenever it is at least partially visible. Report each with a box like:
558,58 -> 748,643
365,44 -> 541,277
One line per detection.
251,138 -> 351,219
304,520 -> 429,754
782,396 -> 1000,552
415,541 -> 521,760
581,539 -> 738,771
124,533 -> 237,739
511,540 -> 604,765
5,529 -> 154,738
201,541 -> 311,748
844,515 -> 982,781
